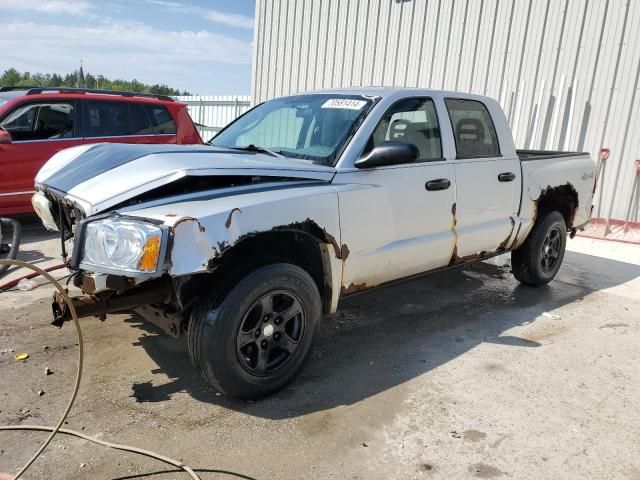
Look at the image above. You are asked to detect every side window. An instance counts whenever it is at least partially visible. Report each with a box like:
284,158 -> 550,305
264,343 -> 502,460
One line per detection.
0,103 -> 75,141
86,101 -> 132,137
445,99 -> 500,158
130,103 -> 155,135
145,105 -> 176,134
369,97 -> 442,161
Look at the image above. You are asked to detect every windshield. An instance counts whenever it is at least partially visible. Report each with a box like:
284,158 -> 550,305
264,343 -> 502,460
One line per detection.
211,94 -> 374,165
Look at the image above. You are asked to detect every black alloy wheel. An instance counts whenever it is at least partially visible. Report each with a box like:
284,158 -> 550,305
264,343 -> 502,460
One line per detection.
540,225 -> 562,274
236,290 -> 306,376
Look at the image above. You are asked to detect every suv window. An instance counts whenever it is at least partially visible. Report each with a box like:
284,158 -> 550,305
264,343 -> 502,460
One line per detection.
145,105 -> 176,134
369,97 -> 442,161
445,98 -> 500,158
85,101 -> 177,137
86,100 -> 132,137
130,103 -> 155,135
1,102 -> 75,141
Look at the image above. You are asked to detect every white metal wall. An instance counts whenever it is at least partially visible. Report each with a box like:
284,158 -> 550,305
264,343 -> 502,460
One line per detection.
251,0 -> 640,224
175,95 -> 251,141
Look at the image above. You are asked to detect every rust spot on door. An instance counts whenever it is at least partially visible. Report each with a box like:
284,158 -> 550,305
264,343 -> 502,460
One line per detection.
498,217 -> 516,250
449,202 -> 458,264
340,282 -> 369,296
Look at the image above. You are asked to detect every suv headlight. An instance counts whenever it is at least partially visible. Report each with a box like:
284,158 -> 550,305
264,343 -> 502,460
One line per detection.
80,218 -> 165,274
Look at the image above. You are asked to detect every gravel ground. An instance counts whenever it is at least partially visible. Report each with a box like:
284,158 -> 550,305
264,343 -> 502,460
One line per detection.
1,218 -> 639,480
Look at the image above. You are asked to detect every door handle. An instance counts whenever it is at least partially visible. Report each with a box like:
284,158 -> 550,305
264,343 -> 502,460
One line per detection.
498,172 -> 516,182
425,178 -> 451,191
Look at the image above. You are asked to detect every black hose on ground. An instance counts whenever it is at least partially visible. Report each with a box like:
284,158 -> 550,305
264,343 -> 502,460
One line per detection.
0,217 -> 22,277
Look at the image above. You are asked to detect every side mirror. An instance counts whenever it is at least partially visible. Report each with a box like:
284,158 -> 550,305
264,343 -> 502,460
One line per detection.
355,141 -> 419,169
0,128 -> 12,145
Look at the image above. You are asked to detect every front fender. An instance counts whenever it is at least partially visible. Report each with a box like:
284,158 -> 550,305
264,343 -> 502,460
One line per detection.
124,183 -> 345,312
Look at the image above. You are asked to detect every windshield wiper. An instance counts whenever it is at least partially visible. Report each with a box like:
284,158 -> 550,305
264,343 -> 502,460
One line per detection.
229,144 -> 284,158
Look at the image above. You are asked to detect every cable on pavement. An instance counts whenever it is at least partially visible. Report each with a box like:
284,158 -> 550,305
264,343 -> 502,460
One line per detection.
0,259 -> 201,480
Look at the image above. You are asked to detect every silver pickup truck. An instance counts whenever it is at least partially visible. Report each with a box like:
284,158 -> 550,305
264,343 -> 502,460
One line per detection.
32,88 -> 596,399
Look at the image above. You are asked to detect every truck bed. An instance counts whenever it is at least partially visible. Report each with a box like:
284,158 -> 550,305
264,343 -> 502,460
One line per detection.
517,150 -> 589,161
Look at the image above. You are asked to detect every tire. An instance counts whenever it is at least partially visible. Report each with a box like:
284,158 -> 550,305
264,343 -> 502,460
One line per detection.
511,210 -> 567,286
188,263 -> 321,400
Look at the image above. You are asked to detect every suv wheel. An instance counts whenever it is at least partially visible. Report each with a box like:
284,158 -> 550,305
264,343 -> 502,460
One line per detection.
511,210 -> 567,286
188,263 -> 321,400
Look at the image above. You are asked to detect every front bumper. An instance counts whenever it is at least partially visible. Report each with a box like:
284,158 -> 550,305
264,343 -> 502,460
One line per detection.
52,279 -> 173,327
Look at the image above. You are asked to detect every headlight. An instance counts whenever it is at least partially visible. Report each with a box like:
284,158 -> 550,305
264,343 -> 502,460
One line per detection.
80,218 -> 164,274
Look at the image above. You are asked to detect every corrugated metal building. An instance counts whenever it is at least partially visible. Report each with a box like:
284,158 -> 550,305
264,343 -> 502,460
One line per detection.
251,0 -> 640,242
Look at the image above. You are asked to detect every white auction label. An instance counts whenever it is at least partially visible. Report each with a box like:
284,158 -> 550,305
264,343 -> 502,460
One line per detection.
321,99 -> 367,110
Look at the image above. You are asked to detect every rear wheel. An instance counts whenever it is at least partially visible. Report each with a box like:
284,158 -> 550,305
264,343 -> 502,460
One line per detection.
511,211 -> 567,286
188,263 -> 321,400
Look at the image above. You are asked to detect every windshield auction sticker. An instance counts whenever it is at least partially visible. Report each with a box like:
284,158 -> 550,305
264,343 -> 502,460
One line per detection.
321,99 -> 367,110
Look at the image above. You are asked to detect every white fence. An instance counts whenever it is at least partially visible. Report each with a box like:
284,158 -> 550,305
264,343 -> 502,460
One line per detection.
175,95 -> 251,141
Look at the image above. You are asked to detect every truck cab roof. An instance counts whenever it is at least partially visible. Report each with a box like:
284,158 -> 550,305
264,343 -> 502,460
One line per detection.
301,86 -> 497,103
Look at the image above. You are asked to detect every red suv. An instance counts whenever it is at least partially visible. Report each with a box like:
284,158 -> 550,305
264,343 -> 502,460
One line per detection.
0,87 -> 202,215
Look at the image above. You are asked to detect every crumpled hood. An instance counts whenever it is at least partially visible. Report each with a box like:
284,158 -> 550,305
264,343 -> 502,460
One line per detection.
35,143 -> 336,215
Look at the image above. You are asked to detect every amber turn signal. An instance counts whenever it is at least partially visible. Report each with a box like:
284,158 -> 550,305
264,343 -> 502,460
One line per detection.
138,235 -> 161,271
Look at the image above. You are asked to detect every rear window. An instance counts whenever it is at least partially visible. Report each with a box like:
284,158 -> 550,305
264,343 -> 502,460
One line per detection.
145,105 -> 176,134
130,103 -> 155,135
445,98 -> 500,158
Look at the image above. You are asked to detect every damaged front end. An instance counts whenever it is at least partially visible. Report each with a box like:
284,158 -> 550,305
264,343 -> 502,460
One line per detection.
32,143 -> 341,335
32,186 -> 186,335
32,144 -> 347,336
46,209 -> 183,335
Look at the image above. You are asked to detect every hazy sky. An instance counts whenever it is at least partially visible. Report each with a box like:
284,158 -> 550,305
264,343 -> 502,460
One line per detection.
0,0 -> 256,95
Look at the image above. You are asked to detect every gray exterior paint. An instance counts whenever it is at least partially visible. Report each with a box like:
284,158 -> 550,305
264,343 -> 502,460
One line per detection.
251,0 -> 640,224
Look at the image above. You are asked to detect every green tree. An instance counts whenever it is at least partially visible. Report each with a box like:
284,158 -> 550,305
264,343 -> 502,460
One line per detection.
0,68 -> 22,86
0,68 -> 189,95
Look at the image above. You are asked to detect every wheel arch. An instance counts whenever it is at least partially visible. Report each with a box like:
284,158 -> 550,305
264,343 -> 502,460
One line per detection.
177,228 -> 341,321
515,183 -> 580,249
535,183 -> 579,229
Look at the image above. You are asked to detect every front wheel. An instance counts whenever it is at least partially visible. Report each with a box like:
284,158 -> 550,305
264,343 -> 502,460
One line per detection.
188,263 -> 321,400
511,211 -> 567,286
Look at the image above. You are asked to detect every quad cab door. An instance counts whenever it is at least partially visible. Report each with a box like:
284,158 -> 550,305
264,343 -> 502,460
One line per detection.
444,98 -> 521,258
0,100 -> 82,215
336,97 -> 457,290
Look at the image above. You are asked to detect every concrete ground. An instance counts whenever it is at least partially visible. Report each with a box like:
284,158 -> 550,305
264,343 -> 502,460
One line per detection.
1,216 -> 639,480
